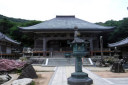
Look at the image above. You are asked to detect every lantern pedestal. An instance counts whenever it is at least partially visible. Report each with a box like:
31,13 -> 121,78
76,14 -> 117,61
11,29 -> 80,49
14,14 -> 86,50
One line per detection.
68,72 -> 92,85
68,57 -> 93,85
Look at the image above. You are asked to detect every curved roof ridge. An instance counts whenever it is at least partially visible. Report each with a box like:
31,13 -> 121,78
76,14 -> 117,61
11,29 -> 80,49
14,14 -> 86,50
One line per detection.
0,32 -> 20,44
108,37 -> 128,47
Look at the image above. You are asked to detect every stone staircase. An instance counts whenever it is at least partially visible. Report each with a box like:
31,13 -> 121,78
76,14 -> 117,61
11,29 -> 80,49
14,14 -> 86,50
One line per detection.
30,58 -> 46,64
43,58 -> 93,66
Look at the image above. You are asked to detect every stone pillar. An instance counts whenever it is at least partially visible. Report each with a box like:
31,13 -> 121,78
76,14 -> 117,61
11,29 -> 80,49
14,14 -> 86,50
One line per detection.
75,57 -> 82,72
100,36 -> 103,59
89,39 -> 93,56
43,37 -> 47,57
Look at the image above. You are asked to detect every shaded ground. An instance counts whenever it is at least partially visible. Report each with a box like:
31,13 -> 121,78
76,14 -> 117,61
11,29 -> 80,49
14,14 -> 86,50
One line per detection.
85,66 -> 128,78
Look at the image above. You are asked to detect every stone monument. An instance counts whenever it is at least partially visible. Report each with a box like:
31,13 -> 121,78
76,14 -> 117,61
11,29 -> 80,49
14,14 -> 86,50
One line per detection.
110,47 -> 125,73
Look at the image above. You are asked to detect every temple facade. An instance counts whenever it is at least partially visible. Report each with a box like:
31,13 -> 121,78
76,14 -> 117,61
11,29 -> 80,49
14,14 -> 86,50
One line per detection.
19,16 -> 114,57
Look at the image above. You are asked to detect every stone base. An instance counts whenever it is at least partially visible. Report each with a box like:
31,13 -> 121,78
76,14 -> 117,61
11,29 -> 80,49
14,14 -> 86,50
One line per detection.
68,72 -> 93,85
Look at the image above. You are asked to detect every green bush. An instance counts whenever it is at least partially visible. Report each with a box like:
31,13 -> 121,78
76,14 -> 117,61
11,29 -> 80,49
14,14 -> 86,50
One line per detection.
31,81 -> 35,85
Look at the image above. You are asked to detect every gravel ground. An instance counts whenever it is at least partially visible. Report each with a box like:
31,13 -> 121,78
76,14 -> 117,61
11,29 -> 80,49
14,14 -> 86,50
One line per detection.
84,66 -> 128,78
33,66 -> 55,72
33,66 -> 55,85
33,72 -> 54,85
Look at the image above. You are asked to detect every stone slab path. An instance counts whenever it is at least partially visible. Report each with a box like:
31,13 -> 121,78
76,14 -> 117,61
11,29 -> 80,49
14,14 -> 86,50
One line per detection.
49,66 -> 128,85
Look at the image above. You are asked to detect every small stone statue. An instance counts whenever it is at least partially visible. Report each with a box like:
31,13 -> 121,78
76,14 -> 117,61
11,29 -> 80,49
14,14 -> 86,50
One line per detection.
74,26 -> 80,38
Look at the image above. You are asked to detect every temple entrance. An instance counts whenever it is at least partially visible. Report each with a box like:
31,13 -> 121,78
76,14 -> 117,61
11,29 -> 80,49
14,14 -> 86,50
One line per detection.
47,40 -> 72,51
33,39 -> 92,57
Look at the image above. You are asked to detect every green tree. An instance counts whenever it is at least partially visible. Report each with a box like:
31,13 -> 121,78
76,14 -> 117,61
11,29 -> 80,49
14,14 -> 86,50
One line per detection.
108,18 -> 128,42
0,18 -> 14,34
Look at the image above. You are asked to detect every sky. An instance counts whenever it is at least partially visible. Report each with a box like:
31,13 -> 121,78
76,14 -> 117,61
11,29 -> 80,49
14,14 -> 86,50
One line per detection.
0,0 -> 128,23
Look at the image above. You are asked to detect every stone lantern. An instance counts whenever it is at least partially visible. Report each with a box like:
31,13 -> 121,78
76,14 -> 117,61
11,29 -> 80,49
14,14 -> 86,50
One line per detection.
68,27 -> 93,85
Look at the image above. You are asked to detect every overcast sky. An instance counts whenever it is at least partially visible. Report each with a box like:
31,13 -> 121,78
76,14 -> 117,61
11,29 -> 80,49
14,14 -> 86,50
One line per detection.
0,0 -> 128,23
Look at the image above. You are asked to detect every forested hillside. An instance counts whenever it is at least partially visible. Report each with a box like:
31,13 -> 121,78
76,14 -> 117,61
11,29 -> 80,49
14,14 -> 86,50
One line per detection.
0,14 -> 128,48
96,18 -> 128,43
0,14 -> 41,47
0,14 -> 29,23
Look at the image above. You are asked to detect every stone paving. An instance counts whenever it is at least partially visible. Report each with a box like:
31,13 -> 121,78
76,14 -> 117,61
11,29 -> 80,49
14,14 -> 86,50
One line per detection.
49,66 -> 128,85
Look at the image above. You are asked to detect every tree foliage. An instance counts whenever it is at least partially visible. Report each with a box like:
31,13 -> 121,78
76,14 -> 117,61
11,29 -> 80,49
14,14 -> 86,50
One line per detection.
0,16 -> 41,47
96,18 -> 128,44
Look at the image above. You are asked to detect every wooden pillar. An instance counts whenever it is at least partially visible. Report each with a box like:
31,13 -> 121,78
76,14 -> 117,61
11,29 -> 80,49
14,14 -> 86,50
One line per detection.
0,45 -> 2,58
89,39 -> 93,56
38,53 -> 40,57
43,37 -> 47,57
32,49 -> 33,57
95,39 -> 99,49
34,39 -> 37,48
109,48 -> 111,57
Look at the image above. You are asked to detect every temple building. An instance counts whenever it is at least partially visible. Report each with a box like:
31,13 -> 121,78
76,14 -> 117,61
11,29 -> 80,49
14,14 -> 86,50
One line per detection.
19,15 -> 114,57
0,32 -> 20,58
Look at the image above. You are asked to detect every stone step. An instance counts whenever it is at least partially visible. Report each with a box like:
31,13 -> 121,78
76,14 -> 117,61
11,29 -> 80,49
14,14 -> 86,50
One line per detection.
45,58 -> 93,66
30,58 -> 46,64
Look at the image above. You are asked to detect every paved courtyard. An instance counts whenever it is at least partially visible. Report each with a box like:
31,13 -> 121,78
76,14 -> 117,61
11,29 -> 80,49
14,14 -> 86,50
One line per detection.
49,66 -> 128,85
2,66 -> 128,85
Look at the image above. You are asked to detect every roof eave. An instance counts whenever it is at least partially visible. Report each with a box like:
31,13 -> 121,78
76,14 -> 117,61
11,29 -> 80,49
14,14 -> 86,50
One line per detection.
19,27 -> 115,31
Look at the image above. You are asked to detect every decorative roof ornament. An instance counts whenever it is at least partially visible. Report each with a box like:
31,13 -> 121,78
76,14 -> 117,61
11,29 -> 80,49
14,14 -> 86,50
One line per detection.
72,26 -> 85,44
74,26 -> 80,38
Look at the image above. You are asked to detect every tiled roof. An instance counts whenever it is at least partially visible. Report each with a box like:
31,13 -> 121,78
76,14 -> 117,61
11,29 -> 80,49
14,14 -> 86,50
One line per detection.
108,37 -> 128,47
0,32 -> 20,44
19,15 -> 114,31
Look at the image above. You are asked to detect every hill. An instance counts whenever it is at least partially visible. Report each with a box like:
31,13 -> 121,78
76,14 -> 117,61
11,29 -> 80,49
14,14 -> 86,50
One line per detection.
0,14 -> 42,47
0,14 -> 29,23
